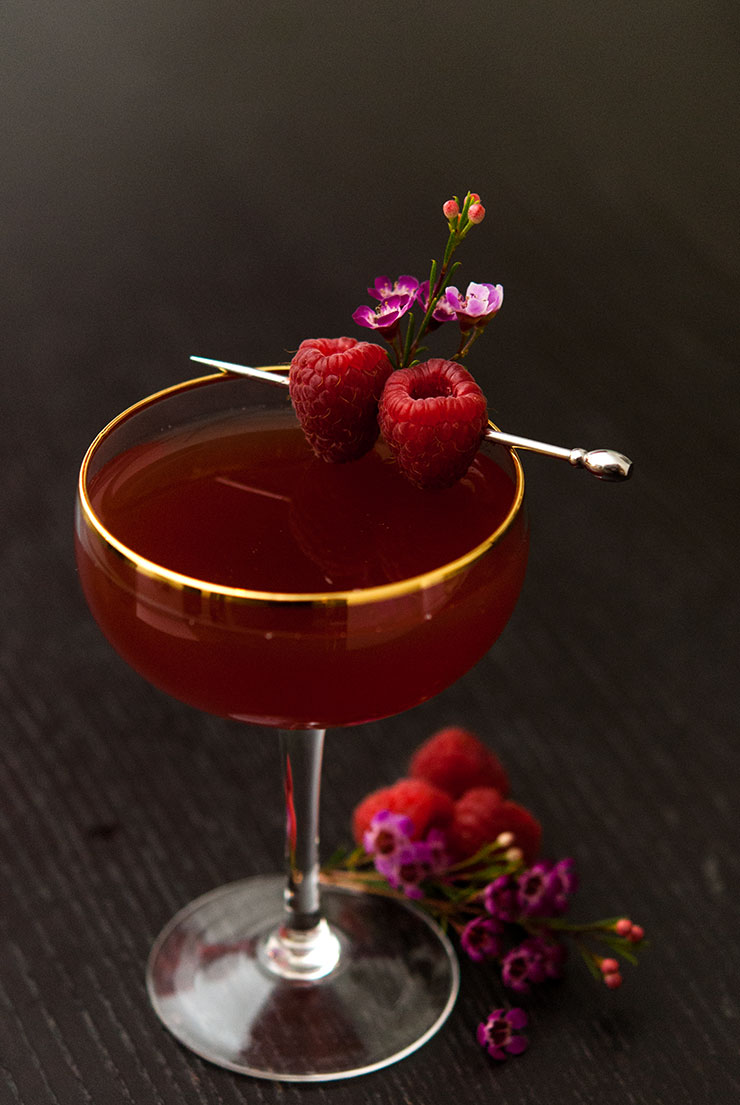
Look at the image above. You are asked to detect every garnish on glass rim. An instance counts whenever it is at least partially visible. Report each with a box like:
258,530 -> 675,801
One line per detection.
189,355 -> 633,481
190,190 -> 632,485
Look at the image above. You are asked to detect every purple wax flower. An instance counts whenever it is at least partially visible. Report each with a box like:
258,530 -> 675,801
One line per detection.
378,840 -> 435,900
424,827 -> 450,873
477,1007 -> 529,1061
417,280 -> 457,325
533,934 -> 568,979
363,809 -> 414,859
517,861 -> 556,917
461,916 -> 505,962
483,874 -> 521,923
445,282 -> 504,329
353,293 -> 415,335
501,938 -> 548,993
367,274 -> 420,301
547,857 -> 578,915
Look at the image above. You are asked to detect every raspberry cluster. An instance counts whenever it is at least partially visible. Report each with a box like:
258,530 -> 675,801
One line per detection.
289,340 -> 488,489
353,725 -> 542,863
323,724 -> 647,1064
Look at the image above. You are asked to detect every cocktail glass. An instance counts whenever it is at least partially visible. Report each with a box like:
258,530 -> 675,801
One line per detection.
75,369 -> 528,1081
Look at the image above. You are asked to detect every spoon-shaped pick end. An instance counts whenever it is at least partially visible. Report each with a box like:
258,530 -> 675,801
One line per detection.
570,448 -> 633,481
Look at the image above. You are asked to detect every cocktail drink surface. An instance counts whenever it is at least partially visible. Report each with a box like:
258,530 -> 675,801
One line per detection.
74,371 -> 527,1081
77,374 -> 528,729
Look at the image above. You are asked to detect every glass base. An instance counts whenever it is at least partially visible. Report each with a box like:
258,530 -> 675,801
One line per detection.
146,875 -> 459,1082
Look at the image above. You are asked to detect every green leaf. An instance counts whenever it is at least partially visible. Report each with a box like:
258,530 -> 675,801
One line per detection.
600,935 -> 640,965
579,944 -> 602,981
428,258 -> 438,294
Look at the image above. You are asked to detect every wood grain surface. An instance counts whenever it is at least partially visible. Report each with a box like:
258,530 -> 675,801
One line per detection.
2,2 -> 739,1102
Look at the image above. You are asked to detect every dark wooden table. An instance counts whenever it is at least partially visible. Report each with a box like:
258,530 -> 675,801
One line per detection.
3,3 -> 739,1102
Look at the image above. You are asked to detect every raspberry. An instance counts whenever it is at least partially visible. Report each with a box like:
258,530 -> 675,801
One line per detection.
409,726 -> 510,799
378,359 -> 488,488
289,337 -> 393,462
448,788 -> 542,864
352,778 -> 455,846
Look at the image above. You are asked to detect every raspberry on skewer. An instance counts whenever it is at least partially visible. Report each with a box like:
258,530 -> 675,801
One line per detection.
288,337 -> 393,463
378,359 -> 489,489
188,356 -> 633,482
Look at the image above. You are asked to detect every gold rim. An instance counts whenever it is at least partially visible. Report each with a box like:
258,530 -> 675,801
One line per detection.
77,371 -> 526,608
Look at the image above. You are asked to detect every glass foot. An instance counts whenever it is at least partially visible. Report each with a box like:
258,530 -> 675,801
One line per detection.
147,875 -> 459,1082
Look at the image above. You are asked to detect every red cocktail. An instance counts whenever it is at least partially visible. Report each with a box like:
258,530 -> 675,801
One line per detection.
77,374 -> 527,728
75,370 -> 527,1080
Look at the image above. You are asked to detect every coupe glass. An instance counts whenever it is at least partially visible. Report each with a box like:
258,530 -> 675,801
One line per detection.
75,370 -> 527,1081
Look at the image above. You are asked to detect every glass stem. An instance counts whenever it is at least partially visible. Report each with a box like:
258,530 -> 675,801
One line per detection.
280,727 -> 324,930
260,729 -> 341,980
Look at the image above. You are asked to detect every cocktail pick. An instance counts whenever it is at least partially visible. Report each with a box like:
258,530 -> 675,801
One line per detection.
189,356 -> 633,481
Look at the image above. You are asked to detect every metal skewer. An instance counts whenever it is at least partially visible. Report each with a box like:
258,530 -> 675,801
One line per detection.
190,355 -> 633,481
190,355 -> 291,386
482,428 -> 632,481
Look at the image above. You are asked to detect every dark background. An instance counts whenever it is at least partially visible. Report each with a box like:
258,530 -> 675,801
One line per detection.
2,2 -> 739,1102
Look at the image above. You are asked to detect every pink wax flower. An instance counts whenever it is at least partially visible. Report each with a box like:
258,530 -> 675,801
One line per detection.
445,282 -> 504,329
477,1007 -> 529,1061
363,809 -> 413,859
417,280 -> 457,326
461,917 -> 505,963
517,861 -> 556,917
366,275 -> 420,301
547,857 -> 578,915
376,839 -> 436,900
352,293 -> 415,335
483,873 -> 520,922
501,937 -> 548,993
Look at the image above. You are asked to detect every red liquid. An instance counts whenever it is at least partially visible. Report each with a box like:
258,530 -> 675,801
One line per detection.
77,403 -> 528,727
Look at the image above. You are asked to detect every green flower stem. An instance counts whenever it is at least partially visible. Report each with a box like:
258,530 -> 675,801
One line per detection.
401,312 -> 416,367
320,867 -> 384,885
388,330 -> 405,370
442,228 -> 461,270
403,258 -> 461,367
547,918 -> 625,933
454,325 -> 487,361
445,843 -> 522,875
320,869 -> 409,899
320,867 -> 483,922
392,191 -> 485,367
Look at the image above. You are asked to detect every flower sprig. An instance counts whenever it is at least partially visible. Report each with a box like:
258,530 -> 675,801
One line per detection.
352,191 -> 503,370
321,809 -> 646,1062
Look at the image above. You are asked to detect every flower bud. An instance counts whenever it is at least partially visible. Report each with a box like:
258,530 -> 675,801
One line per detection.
603,971 -> 623,989
468,202 -> 486,224
443,199 -> 460,220
468,193 -> 481,203
495,831 -> 515,848
600,958 -> 619,974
